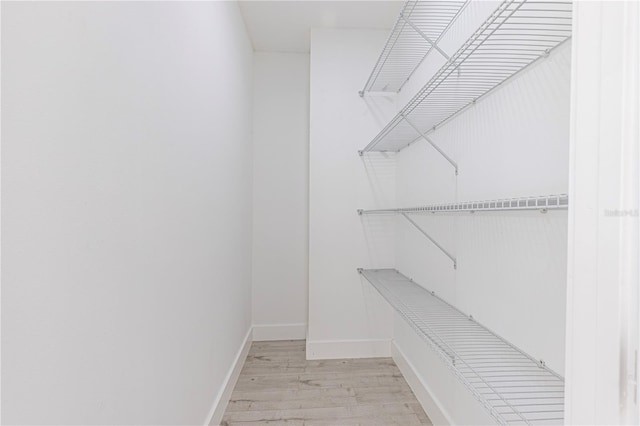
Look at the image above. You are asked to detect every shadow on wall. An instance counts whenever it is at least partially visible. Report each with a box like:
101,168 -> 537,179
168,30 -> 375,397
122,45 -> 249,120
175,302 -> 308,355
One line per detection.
361,152 -> 396,207
360,214 -> 396,269
359,151 -> 397,269
360,93 -> 398,129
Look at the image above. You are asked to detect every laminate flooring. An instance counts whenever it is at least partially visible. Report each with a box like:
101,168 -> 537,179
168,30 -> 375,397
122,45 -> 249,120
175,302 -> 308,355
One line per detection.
221,340 -> 432,426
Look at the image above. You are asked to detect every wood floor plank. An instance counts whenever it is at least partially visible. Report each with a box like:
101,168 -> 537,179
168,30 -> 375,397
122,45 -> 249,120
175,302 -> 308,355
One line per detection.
226,395 -> 360,412
235,374 -> 302,392
302,413 -> 424,426
354,390 -> 421,405
230,387 -> 356,402
297,374 -> 406,390
223,402 -> 418,422
221,340 -> 431,425
240,365 -> 307,376
303,361 -> 398,374
222,422 -> 304,426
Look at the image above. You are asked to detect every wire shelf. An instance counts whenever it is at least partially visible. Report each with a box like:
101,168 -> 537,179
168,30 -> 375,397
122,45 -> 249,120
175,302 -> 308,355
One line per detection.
358,193 -> 568,215
361,0 -> 572,153
358,268 -> 565,425
361,0 -> 470,94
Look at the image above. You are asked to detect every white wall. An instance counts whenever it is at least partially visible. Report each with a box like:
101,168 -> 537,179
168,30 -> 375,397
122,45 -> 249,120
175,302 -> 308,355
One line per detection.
307,29 -> 398,359
252,52 -> 309,341
386,0 -> 574,416
395,39 -> 571,373
308,18 -> 571,426
1,2 -> 253,424
394,36 -> 571,426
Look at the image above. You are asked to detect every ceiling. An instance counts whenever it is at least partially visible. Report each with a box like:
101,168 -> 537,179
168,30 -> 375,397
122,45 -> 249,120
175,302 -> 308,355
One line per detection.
238,1 -> 401,53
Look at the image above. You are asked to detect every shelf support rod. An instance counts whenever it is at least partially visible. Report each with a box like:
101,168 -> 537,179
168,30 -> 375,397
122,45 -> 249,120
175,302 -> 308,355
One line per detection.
399,14 -> 451,61
402,114 -> 458,175
401,213 -> 457,269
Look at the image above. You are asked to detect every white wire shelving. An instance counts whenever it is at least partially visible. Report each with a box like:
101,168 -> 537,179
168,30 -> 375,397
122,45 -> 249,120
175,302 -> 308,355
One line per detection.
359,268 -> 565,425
360,0 -> 572,156
360,0 -> 470,95
358,193 -> 568,215
358,194 -> 567,270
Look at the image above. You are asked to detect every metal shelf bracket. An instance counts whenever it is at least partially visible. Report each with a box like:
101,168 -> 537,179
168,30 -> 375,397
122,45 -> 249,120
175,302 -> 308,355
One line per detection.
401,213 -> 457,269
402,113 -> 458,174
360,0 -> 470,95
399,13 -> 451,61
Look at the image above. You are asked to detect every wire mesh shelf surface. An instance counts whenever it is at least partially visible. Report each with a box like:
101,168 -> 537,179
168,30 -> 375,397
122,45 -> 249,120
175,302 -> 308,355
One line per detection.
359,268 -> 565,425
361,0 -> 572,153
358,193 -> 568,215
361,0 -> 470,94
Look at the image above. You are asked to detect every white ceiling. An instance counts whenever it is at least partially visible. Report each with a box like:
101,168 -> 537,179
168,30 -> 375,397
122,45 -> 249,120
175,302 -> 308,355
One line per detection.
239,1 -> 401,53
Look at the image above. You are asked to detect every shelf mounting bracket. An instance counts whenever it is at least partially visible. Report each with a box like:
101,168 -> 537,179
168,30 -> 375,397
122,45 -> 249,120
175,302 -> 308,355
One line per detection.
401,114 -> 458,175
399,14 -> 451,61
401,213 -> 457,269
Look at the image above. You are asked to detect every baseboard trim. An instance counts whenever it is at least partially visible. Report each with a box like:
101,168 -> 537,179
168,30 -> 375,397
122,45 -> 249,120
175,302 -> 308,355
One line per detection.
305,338 -> 391,360
252,323 -> 307,341
205,327 -> 253,426
392,341 -> 453,426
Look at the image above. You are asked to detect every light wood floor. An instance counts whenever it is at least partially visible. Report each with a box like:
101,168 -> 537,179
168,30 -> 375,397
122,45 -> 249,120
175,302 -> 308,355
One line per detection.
221,340 -> 432,426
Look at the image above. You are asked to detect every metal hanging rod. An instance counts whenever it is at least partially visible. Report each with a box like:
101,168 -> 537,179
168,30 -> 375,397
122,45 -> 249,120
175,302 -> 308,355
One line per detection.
357,268 -> 565,425
360,0 -> 470,95
360,0 -> 572,154
358,193 -> 568,215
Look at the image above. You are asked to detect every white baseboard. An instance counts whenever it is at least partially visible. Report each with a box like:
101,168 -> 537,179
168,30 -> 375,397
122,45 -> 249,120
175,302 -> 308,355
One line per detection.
205,327 -> 253,426
252,323 -> 307,341
305,338 -> 391,360
392,341 -> 453,426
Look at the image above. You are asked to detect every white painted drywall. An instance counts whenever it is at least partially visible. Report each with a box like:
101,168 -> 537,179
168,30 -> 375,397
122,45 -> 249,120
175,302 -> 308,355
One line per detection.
239,1 -> 400,54
308,20 -> 571,425
307,29 -> 398,359
376,3 -> 571,422
392,37 -> 571,426
252,52 -> 310,341
395,39 -> 571,371
565,2 -> 640,424
1,2 -> 253,424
